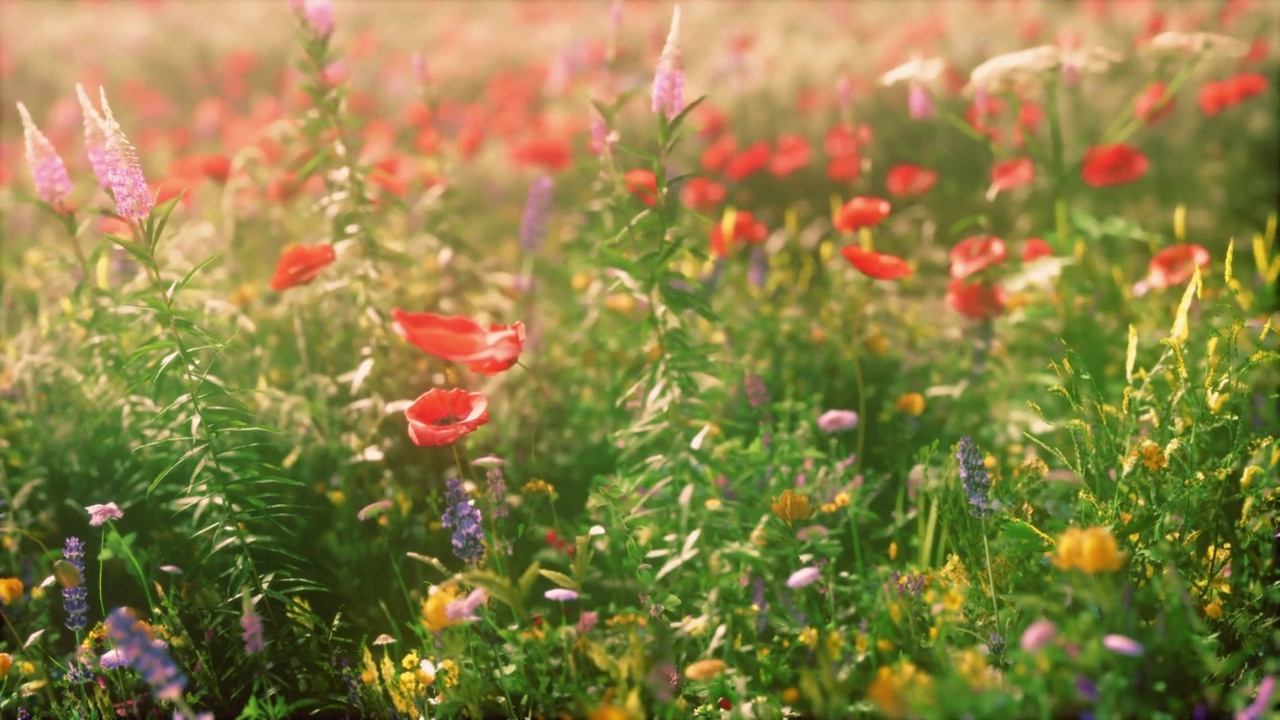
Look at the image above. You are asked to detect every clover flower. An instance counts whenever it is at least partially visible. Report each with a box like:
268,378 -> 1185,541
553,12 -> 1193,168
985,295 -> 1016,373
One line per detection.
651,6 -> 685,118
104,608 -> 187,702
441,477 -> 485,564
956,436 -> 993,518
16,102 -> 73,208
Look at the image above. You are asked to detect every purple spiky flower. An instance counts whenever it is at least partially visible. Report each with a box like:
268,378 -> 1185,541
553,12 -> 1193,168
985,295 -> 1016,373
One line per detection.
97,88 -> 152,221
651,6 -> 685,119
16,102 -> 73,208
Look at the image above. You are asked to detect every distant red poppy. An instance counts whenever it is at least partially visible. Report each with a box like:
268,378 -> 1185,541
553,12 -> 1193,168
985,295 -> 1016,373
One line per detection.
987,158 -> 1035,200
1081,144 -> 1147,187
833,196 -> 890,233
1134,82 -> 1175,124
624,169 -> 658,206
886,164 -> 938,197
950,236 -> 1009,279
709,210 -> 768,258
269,244 -> 337,291
696,105 -> 729,138
768,134 -> 811,178
510,136 -> 572,172
1021,238 -> 1053,263
1244,38 -> 1268,65
1146,244 -> 1209,289
823,123 -> 860,158
681,177 -> 726,212
199,154 -> 232,184
947,279 -> 1007,319
701,134 -> 738,173
841,245 -> 912,280
1199,73 -> 1268,116
826,154 -> 862,183
405,388 -> 490,447
724,141 -> 771,182
391,310 -> 526,375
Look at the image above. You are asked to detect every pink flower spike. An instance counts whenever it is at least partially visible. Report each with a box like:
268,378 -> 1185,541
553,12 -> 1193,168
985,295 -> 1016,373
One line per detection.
1102,634 -> 1143,656
98,87 -> 152,220
651,6 -> 685,119
296,0 -> 333,37
86,502 -> 124,526
445,588 -> 487,623
786,566 -> 821,589
16,102 -> 73,208
77,84 -> 111,190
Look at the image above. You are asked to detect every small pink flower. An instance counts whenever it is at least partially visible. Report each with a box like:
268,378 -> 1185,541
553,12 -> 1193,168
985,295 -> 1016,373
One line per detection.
357,500 -> 393,522
1102,633 -> 1143,656
1020,619 -> 1057,652
545,588 -> 579,602
786,566 -> 821,589
86,502 -> 123,526
817,409 -> 859,433
577,610 -> 600,635
445,588 -> 487,623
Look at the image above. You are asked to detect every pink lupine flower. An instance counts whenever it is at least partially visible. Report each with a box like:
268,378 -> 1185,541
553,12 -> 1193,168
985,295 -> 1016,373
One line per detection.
291,0 -> 333,38
651,6 -> 685,119
98,88 -> 152,221
16,102 -> 73,208
76,84 -> 112,190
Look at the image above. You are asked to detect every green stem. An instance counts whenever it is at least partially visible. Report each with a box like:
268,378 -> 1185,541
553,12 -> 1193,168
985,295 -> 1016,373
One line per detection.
981,527 -> 1001,642
106,521 -> 155,611
850,285 -> 868,480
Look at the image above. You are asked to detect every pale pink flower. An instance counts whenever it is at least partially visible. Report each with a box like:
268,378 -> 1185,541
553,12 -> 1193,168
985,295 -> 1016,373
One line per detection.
98,88 -> 152,220
786,566 -> 821,589
16,101 -> 73,208
1102,634 -> 1143,656
651,6 -> 685,119
445,588 -> 487,622
1020,619 -> 1057,652
76,84 -> 111,189
86,502 -> 124,526
817,409 -> 859,434
544,588 -> 579,602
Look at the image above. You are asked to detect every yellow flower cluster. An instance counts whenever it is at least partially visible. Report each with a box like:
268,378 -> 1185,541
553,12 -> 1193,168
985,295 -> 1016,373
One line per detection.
1052,526 -> 1127,574
421,585 -> 460,633
522,479 -> 555,495
866,661 -> 933,719
1137,441 -> 1168,471
770,489 -> 813,525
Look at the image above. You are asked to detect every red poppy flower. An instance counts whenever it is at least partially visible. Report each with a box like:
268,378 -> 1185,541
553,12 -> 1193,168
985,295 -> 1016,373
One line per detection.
709,210 -> 768,258
404,388 -> 490,447
1134,82 -> 1175,124
1021,238 -> 1053,263
823,123 -> 862,158
826,154 -> 862,183
681,177 -> 726,212
768,134 -> 811,178
269,244 -> 337,291
509,136 -> 572,172
724,141 -> 771,182
199,154 -> 232,184
841,245 -> 912,280
1145,244 -> 1209,289
1199,73 -> 1269,116
987,158 -> 1035,200
696,105 -> 729,138
701,134 -> 738,173
950,236 -> 1009,279
947,279 -> 1007,319
886,164 -> 938,197
391,309 -> 526,375
624,169 -> 658,206
1081,144 -> 1147,187
833,196 -> 890,233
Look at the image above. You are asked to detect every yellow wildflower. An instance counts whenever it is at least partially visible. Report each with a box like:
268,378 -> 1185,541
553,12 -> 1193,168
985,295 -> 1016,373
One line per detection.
876,638 -> 893,653
421,585 -> 460,633
683,658 -> 727,681
798,627 -> 819,649
895,392 -> 926,416
1052,526 -> 1127,574
770,489 -> 813,525
1138,441 -> 1167,471
438,659 -> 459,687
401,651 -> 420,670
523,479 -> 555,495
588,706 -> 631,720
0,653 -> 10,681
781,687 -> 801,704
867,661 -> 933,719
0,578 -> 23,605
834,492 -> 851,508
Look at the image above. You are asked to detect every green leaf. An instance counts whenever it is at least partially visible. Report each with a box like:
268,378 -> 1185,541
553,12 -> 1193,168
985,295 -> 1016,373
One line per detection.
537,569 -> 579,591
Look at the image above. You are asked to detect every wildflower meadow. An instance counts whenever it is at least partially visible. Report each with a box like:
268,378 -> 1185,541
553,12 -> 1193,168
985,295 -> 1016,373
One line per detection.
2,0 -> 1280,717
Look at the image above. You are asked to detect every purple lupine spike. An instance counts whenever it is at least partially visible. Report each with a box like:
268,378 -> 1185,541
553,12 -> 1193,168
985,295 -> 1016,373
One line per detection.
61,537 -> 88,632
957,436 -> 993,518
441,478 -> 485,563
97,88 -> 152,221
650,6 -> 685,119
76,84 -> 112,190
518,175 -> 554,252
16,102 -> 73,208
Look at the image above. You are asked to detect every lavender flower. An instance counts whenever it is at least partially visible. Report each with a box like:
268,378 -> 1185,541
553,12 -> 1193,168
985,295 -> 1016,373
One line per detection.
518,175 -> 554,252
440,478 -> 485,564
97,89 -> 152,221
62,537 -> 88,632
104,608 -> 187,702
16,102 -> 73,208
76,84 -> 112,189
651,6 -> 685,119
956,436 -> 993,518
241,609 -> 264,655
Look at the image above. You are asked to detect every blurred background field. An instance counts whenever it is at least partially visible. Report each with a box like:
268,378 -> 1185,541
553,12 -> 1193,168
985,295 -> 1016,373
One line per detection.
0,0 -> 1278,717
